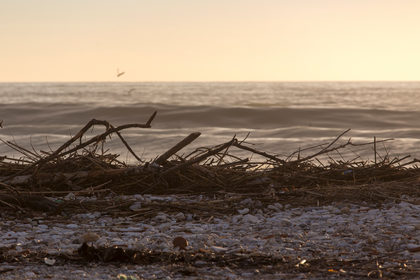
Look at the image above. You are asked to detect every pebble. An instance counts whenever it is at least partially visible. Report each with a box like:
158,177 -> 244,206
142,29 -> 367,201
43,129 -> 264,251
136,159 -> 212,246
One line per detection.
66,224 -> 79,229
268,204 -> 279,211
82,232 -> 100,243
64,193 -> 76,201
1,194 -> 419,279
174,212 -> 185,221
232,215 -> 241,223
154,213 -> 168,222
211,245 -> 228,252
129,202 -> 142,211
25,271 -> 36,277
242,214 -> 260,223
240,198 -> 253,205
280,218 -> 292,227
237,208 -> 249,215
44,257 -> 56,266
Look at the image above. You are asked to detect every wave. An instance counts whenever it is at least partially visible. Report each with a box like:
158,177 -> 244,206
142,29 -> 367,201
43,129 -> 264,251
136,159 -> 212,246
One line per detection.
1,102 -> 419,130
1,102 -> 420,160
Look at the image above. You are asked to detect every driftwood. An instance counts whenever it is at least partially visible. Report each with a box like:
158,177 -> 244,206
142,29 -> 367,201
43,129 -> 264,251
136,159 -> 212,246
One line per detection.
1,116 -> 420,279
3,112 -> 157,180
0,115 -> 420,212
161,138 -> 236,175
154,132 -> 201,165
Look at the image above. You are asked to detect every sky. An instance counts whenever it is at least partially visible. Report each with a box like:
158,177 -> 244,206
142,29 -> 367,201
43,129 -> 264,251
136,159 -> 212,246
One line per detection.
1,0 -> 420,82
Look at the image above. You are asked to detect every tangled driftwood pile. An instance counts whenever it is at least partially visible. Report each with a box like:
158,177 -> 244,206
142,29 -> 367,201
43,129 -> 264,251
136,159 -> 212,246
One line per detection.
1,112 -> 420,212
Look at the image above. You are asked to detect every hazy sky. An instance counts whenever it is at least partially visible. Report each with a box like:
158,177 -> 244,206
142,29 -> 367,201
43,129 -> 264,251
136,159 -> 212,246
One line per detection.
1,0 -> 419,82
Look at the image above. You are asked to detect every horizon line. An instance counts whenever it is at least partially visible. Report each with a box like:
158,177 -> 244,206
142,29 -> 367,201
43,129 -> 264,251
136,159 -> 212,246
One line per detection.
1,80 -> 420,83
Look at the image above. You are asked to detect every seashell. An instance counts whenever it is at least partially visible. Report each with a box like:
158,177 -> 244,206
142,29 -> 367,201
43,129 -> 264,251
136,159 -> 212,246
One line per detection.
44,257 -> 56,266
81,232 -> 100,243
173,236 -> 188,250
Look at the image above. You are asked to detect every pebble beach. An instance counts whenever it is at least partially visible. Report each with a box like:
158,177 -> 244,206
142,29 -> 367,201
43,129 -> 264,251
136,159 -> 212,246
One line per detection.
1,193 -> 419,279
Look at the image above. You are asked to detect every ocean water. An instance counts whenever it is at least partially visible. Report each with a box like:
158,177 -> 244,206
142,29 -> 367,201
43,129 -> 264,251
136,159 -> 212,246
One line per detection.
1,82 -> 420,163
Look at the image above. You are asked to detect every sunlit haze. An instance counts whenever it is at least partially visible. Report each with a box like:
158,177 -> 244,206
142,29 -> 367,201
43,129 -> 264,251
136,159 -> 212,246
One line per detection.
1,0 -> 420,82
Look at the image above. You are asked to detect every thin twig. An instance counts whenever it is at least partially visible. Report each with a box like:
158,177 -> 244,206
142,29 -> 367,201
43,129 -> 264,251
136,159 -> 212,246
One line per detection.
232,142 -> 286,164
293,129 -> 351,163
161,138 -> 236,176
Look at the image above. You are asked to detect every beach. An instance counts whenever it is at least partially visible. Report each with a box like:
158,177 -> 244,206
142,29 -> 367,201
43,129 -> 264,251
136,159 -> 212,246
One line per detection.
1,192 -> 420,279
1,82 -> 420,279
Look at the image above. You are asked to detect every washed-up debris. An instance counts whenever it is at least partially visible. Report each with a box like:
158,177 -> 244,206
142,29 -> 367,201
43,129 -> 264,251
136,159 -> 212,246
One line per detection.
43,257 -> 56,266
81,232 -> 100,244
173,237 -> 188,250
1,116 -> 420,279
2,241 -> 418,279
0,198 -> 419,278
0,117 -> 419,214
129,202 -> 142,211
117,274 -> 138,280
210,246 -> 228,253
237,208 -> 249,215
74,242 -> 291,266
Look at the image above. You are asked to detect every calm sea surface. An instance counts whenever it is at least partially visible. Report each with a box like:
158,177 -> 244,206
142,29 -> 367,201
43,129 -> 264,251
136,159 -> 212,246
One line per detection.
1,82 -> 420,162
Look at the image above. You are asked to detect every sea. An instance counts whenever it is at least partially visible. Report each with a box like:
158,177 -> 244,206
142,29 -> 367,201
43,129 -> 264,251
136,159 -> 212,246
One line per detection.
1,82 -> 420,164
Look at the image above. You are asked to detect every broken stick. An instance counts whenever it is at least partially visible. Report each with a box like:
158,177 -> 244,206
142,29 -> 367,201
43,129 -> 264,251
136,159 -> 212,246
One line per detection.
154,132 -> 201,165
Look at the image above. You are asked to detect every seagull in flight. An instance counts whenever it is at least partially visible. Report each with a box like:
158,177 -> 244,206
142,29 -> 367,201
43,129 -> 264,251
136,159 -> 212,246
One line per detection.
116,68 -> 125,78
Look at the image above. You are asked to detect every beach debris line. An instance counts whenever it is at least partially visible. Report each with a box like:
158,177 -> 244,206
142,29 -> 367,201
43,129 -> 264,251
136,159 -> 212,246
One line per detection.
0,114 -> 419,212
3,238 -> 417,278
75,242 -> 291,266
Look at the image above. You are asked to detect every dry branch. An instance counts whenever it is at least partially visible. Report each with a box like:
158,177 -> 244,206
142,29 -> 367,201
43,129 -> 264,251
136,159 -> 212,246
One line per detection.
0,117 -> 419,212
161,138 -> 236,176
154,132 -> 201,165
233,141 -> 286,164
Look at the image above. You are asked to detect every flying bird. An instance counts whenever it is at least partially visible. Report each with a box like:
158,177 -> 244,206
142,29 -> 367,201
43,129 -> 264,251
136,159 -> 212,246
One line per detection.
116,68 -> 125,78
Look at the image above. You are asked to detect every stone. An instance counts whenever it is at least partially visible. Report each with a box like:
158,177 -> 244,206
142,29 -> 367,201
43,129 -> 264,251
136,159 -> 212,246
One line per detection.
237,208 -> 249,215
81,232 -> 100,243
66,224 -> 78,229
210,246 -> 228,252
242,214 -> 260,223
174,212 -> 186,221
129,202 -> 142,211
